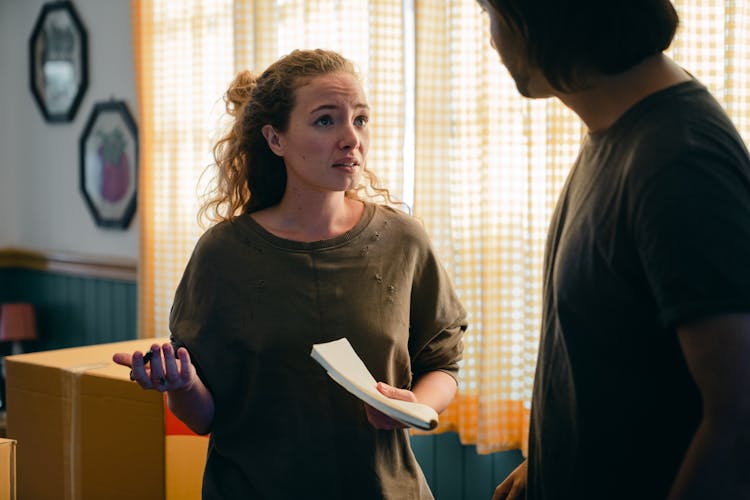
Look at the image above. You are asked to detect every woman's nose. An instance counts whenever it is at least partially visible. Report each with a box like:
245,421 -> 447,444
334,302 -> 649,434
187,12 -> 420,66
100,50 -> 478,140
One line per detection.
339,123 -> 359,150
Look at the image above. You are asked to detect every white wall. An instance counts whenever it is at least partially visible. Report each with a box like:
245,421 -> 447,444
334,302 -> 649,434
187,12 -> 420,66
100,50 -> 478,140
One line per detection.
0,0 -> 138,260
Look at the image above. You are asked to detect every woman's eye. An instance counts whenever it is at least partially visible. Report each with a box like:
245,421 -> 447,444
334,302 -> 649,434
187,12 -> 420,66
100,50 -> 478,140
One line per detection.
314,115 -> 333,126
354,115 -> 369,127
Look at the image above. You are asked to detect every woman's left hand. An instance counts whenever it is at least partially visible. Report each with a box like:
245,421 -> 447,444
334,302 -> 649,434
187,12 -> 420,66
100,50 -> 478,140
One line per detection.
364,382 -> 418,430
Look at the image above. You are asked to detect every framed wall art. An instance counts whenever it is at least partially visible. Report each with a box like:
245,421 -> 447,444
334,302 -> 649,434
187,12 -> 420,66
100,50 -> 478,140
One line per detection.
29,1 -> 88,123
79,100 -> 138,229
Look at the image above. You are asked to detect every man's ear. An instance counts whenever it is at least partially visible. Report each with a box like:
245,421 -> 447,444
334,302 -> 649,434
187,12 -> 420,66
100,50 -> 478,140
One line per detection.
261,124 -> 284,157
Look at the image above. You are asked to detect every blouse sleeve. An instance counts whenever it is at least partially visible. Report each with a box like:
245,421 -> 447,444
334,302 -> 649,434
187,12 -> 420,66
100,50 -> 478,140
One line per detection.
168,226 -> 226,395
407,227 -> 468,382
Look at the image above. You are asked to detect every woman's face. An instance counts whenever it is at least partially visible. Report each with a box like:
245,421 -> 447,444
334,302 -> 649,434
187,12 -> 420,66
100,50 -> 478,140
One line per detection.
263,71 -> 370,197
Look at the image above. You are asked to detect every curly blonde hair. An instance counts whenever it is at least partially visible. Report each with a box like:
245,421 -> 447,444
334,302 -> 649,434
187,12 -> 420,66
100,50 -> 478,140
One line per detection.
199,49 -> 398,226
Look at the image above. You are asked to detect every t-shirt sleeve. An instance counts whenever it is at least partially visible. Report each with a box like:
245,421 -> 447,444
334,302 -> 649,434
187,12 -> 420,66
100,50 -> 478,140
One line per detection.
169,228 -> 225,396
633,148 -> 750,328
407,229 -> 467,382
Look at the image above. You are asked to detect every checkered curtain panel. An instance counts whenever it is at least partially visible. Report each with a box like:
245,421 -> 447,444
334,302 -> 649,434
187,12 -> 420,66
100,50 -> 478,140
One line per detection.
134,0 -> 750,455
413,0 -> 750,455
413,0 -> 579,455
132,0 -> 236,341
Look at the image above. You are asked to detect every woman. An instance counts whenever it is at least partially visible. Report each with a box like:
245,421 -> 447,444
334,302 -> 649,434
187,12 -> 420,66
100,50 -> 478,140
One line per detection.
114,49 -> 466,499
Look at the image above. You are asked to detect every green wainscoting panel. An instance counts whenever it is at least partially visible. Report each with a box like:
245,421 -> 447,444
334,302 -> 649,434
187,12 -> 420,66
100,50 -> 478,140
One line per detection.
435,431 -> 464,498
411,432 -> 524,499
0,268 -> 137,351
411,431 -> 436,486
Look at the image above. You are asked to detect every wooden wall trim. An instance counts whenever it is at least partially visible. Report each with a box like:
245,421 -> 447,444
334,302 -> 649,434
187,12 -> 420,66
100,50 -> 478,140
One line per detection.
0,247 -> 137,282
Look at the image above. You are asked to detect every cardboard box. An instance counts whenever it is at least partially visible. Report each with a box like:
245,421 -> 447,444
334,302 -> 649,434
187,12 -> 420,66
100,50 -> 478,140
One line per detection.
5,339 -> 208,500
0,438 -> 16,500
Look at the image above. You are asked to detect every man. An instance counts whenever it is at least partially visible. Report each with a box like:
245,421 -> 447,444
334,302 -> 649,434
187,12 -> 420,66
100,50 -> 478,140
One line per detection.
477,1 -> 750,499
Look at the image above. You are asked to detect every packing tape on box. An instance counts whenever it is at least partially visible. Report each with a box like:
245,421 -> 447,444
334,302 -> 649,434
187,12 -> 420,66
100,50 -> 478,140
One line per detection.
63,362 -> 110,500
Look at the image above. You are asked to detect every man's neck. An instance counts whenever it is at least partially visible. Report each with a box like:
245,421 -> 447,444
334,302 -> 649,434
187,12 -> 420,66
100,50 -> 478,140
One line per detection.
556,54 -> 692,133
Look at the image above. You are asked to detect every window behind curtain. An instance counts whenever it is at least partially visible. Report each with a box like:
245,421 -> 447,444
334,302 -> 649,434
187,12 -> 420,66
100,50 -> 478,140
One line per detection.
412,0 -> 750,454
134,0 -> 750,454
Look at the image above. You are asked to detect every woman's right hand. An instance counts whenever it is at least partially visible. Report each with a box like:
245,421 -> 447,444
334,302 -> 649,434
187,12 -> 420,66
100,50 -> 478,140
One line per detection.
492,459 -> 528,500
114,342 -> 213,434
113,342 -> 196,393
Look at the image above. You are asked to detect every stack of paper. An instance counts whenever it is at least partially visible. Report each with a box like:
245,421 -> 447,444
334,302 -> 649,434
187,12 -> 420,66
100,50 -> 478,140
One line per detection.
311,338 -> 438,430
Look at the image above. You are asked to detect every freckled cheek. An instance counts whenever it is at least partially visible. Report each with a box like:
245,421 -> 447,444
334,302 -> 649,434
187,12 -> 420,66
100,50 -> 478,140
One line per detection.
295,139 -> 327,163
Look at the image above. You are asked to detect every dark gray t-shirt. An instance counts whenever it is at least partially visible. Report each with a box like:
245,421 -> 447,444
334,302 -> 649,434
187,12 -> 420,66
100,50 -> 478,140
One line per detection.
170,202 -> 467,500
528,80 -> 750,499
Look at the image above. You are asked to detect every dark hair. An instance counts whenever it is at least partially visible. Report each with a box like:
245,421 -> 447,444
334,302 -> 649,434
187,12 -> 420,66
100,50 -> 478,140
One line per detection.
483,0 -> 679,91
200,49 -> 395,224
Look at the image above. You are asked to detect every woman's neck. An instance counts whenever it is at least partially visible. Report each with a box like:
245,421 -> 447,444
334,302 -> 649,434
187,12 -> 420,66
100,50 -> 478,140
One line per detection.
251,194 -> 365,242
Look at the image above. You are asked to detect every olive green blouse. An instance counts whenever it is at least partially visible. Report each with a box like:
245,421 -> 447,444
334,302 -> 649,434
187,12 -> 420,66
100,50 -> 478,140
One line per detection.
170,202 -> 467,499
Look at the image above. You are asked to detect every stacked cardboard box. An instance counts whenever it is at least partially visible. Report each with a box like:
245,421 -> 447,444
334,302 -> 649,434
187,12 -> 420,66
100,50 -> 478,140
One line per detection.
0,438 -> 16,500
5,339 -> 207,500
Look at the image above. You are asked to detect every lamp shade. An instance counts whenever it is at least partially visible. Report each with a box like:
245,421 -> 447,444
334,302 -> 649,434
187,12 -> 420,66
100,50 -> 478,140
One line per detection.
0,303 -> 38,342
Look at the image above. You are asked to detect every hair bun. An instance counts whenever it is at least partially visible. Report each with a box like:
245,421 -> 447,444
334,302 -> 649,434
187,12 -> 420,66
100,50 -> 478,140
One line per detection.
224,70 -> 257,116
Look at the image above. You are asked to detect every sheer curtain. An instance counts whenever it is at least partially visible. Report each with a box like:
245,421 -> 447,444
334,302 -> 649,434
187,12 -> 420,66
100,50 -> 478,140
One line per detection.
134,0 -> 750,455
133,0 -> 234,340
413,0 -> 579,454
413,0 -> 750,454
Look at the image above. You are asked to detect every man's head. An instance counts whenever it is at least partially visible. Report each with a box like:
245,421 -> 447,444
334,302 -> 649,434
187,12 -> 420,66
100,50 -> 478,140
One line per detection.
478,0 -> 679,95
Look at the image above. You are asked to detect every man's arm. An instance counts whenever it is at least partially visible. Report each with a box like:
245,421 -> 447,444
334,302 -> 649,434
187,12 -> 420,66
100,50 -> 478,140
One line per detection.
669,313 -> 750,499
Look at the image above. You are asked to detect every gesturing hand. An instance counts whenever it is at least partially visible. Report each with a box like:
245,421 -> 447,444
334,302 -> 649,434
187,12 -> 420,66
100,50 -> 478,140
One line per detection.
113,342 -> 195,393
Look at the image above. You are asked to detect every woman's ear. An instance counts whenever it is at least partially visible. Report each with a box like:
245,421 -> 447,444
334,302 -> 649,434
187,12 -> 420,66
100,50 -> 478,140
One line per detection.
261,124 -> 284,157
